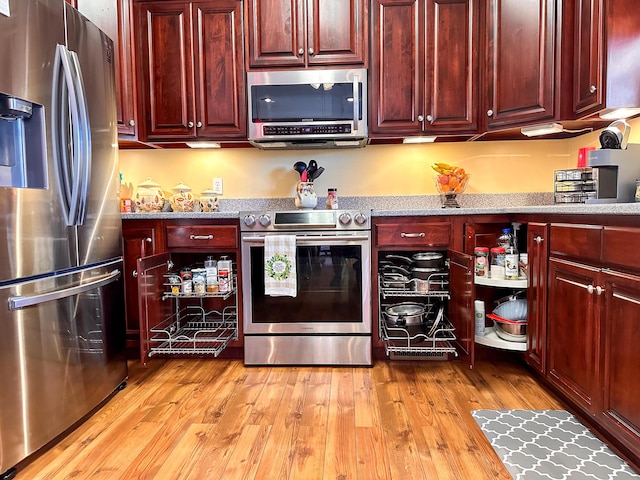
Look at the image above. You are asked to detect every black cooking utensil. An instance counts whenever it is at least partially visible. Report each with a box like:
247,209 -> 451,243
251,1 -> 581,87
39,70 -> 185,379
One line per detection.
311,166 -> 324,181
293,161 -> 307,178
306,159 -> 318,180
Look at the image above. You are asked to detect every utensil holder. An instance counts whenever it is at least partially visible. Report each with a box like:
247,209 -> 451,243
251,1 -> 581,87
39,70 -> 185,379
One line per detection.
295,182 -> 317,209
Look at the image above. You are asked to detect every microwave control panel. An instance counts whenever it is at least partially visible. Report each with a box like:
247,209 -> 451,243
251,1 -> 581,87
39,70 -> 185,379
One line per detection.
263,124 -> 352,135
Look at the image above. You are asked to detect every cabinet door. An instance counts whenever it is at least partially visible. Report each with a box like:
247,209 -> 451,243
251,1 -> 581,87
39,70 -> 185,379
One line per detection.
599,270 -> 640,460
122,223 -> 162,355
425,0 -> 479,133
306,0 -> 367,66
136,1 -> 196,139
484,0 -> 556,128
573,0 -> 604,117
448,249 -> 475,368
137,253 -> 174,365
547,258 -> 601,414
245,0 -> 306,68
193,0 -> 246,138
525,223 -> 548,374
370,0 -> 424,135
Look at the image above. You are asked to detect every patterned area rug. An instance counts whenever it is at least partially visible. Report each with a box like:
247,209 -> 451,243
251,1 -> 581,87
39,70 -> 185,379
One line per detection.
472,410 -> 640,479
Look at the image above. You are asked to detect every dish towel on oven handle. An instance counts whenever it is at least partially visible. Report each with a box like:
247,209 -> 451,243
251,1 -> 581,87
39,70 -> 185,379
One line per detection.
264,235 -> 297,297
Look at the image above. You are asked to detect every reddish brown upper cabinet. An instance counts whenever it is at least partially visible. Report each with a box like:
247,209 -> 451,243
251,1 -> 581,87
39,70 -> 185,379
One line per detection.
573,0 -> 640,119
484,0 -> 558,129
370,0 -> 479,137
135,0 -> 246,141
245,0 -> 367,69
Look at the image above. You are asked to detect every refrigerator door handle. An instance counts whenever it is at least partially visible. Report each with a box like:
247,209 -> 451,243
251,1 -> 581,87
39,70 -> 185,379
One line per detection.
8,269 -> 121,310
51,44 -> 91,226
67,49 -> 92,225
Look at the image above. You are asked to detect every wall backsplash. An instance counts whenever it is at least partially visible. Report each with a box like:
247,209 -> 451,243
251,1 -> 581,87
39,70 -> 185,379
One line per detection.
119,118 -> 640,199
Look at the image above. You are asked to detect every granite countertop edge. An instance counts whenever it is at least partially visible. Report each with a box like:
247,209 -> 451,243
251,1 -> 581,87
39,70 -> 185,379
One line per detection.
122,193 -> 640,220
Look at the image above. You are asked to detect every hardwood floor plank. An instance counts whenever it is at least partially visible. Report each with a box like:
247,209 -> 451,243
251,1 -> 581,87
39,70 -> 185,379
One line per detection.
323,369 -> 357,480
14,358 -> 572,480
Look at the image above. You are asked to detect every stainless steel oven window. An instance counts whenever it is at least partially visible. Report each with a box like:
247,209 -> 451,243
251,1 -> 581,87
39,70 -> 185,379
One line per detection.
241,233 -> 371,335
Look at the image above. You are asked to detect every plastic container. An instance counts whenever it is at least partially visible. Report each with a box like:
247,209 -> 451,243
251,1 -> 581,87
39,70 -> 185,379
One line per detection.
204,256 -> 219,293
490,247 -> 505,279
474,247 -> 489,276
474,300 -> 486,336
497,228 -> 512,249
218,256 -> 232,293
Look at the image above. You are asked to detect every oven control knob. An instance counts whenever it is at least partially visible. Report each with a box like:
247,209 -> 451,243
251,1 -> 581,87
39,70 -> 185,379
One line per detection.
243,214 -> 256,228
338,212 -> 352,225
354,212 -> 368,225
258,214 -> 271,227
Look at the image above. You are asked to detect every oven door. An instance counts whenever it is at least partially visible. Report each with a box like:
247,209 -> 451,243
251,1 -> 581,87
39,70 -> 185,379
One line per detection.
241,231 -> 371,335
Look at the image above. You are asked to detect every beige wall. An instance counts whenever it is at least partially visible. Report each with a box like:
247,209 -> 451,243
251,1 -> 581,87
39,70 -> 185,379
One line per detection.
119,118 -> 640,199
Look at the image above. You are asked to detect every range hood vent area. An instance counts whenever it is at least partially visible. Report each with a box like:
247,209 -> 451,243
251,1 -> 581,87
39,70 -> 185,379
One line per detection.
248,137 -> 369,150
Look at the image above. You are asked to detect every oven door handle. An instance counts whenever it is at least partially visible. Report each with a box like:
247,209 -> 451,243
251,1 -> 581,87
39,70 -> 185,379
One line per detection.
242,234 -> 370,243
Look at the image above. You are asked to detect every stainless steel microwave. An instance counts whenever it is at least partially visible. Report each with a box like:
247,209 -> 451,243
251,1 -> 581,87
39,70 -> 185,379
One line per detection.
247,68 -> 368,149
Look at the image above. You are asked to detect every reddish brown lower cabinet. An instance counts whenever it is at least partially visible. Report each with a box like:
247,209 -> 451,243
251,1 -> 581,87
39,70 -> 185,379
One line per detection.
525,222 -> 548,374
447,249 -> 475,367
599,270 -> 640,462
122,220 -> 165,355
547,257 -> 601,415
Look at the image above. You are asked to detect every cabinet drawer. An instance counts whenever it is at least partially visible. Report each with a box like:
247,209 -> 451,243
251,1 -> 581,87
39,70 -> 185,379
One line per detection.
549,223 -> 602,262
375,222 -> 451,247
603,226 -> 640,271
166,225 -> 238,249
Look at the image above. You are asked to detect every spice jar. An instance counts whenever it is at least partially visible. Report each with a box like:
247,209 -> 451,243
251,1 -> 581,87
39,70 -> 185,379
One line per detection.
326,188 -> 338,210
474,247 -> 489,276
490,247 -> 505,279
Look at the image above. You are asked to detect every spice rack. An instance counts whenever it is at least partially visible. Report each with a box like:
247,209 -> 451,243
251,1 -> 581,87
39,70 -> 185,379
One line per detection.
147,273 -> 238,357
378,274 -> 458,359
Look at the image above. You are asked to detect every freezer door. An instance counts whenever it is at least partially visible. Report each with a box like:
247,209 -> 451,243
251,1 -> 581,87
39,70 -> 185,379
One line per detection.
0,259 -> 127,472
0,0 -> 76,283
63,4 -> 122,265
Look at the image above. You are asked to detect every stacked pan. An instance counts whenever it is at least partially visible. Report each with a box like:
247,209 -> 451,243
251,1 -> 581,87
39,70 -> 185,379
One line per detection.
380,252 -> 448,293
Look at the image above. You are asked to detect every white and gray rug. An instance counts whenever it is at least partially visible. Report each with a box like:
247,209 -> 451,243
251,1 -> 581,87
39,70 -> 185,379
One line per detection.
471,410 -> 640,479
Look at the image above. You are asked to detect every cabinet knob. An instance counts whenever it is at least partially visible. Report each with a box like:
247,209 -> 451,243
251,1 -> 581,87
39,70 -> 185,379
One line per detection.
587,284 -> 594,294
128,119 -> 135,127
426,115 -> 433,123
308,47 -> 314,55
534,235 -> 543,244
196,121 -> 203,128
298,47 -> 304,55
595,285 -> 604,296
188,121 -> 194,128
589,85 -> 597,94
487,109 -> 494,117
132,270 -> 138,278
145,237 -> 152,243
417,114 -> 424,122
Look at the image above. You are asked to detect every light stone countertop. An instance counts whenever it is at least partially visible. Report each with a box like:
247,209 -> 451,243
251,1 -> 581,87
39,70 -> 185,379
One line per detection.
122,193 -> 640,220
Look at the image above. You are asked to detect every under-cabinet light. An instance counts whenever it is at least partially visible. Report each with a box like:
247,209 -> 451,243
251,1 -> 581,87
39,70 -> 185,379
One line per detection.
520,122 -> 564,137
186,142 -> 221,149
599,108 -> 640,120
403,136 -> 437,144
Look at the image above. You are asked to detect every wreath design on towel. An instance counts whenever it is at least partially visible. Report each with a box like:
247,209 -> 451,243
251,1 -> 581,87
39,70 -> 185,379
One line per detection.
266,253 -> 292,281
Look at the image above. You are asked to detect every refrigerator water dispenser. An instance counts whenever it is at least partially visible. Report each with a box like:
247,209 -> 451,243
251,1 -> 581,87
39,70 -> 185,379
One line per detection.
0,91 -> 47,188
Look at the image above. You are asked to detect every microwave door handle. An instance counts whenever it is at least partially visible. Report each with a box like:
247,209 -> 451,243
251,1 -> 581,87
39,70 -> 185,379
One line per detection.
352,74 -> 360,131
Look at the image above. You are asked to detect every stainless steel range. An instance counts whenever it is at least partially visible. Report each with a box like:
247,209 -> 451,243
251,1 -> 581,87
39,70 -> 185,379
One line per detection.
240,209 -> 372,366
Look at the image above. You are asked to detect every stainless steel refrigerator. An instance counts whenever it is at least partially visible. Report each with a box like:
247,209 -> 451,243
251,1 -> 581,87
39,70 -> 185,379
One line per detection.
0,1 -> 127,477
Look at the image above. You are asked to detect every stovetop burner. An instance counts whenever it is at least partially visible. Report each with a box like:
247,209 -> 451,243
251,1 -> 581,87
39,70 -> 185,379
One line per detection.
239,209 -> 371,231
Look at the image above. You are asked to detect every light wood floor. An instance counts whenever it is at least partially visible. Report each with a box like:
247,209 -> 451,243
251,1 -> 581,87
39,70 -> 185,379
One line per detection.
18,355 -> 565,480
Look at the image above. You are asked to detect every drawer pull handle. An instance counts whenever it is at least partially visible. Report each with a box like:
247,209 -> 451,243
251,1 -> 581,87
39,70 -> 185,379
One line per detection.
558,277 -> 592,292
400,232 -> 425,238
190,234 -> 213,240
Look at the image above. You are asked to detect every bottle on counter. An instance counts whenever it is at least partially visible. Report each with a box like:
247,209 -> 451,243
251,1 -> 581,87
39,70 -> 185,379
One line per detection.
326,188 -> 338,210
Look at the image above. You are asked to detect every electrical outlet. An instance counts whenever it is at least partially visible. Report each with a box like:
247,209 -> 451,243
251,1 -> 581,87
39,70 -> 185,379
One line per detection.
212,178 -> 223,195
